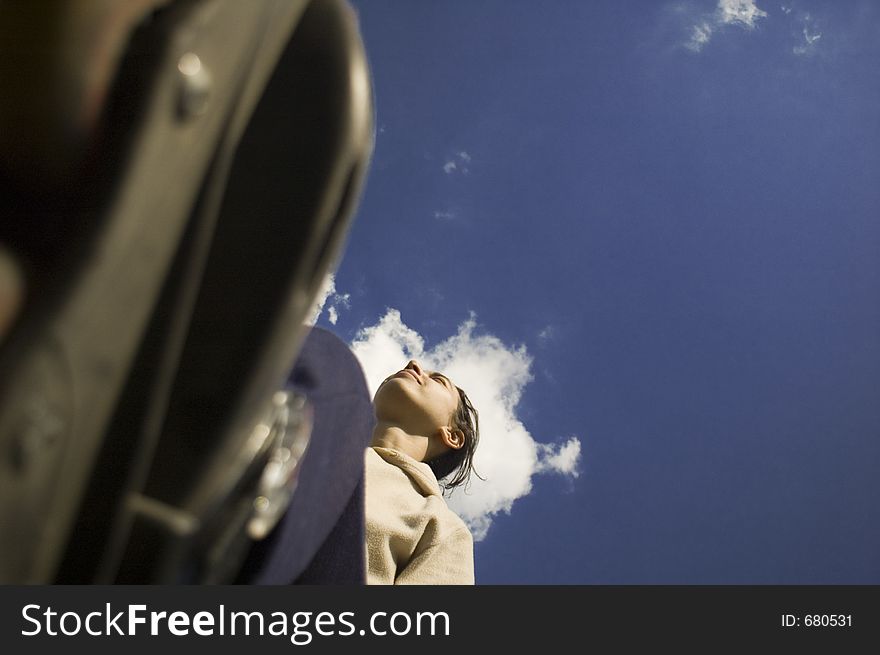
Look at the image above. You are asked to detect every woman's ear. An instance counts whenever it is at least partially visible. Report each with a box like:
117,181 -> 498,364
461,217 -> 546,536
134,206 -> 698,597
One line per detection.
439,426 -> 465,450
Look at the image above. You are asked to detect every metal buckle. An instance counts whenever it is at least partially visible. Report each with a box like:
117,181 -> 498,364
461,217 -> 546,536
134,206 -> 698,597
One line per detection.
246,389 -> 312,540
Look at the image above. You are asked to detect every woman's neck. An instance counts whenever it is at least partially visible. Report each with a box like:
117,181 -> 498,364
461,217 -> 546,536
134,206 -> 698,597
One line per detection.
370,422 -> 430,462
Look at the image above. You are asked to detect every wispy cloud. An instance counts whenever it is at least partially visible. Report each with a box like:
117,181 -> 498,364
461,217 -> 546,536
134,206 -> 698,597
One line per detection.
433,210 -> 456,220
792,12 -> 822,56
537,325 -> 555,346
684,0 -> 768,52
350,309 -> 583,540
687,21 -> 715,51
443,151 -> 472,175
793,26 -> 821,55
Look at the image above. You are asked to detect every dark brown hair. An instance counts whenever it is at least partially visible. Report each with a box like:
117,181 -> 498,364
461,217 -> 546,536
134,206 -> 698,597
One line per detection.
427,385 -> 481,494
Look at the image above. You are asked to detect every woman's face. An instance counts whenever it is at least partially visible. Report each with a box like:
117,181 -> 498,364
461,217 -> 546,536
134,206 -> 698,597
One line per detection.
373,360 -> 460,438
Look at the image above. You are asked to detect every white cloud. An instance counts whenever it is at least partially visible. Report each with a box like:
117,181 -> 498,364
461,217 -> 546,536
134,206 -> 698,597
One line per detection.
433,210 -> 456,220
718,0 -> 768,28
536,438 -> 582,477
442,151 -> 471,175
350,309 -> 583,541
683,0 -> 768,52
306,273 -> 351,326
681,1 -> 824,57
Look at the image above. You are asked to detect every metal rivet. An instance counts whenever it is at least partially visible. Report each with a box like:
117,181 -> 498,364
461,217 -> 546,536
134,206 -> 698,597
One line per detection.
177,53 -> 211,120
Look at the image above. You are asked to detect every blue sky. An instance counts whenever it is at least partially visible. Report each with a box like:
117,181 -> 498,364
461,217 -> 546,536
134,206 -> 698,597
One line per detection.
313,0 -> 880,583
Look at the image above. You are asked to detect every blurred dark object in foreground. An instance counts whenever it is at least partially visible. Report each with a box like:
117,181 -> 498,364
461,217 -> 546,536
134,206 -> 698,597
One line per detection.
0,0 -> 373,583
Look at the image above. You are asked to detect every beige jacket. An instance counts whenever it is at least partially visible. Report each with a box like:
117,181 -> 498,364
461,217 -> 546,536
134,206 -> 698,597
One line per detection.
365,446 -> 474,585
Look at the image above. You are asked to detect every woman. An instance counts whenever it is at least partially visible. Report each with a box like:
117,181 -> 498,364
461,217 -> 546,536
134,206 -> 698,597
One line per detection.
366,360 -> 480,585
239,333 -> 479,586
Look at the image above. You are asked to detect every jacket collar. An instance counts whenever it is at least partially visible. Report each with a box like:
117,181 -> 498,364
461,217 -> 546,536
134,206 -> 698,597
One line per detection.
371,446 -> 442,497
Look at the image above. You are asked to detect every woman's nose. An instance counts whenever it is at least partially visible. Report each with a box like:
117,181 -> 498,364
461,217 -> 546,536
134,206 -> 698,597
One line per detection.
406,360 -> 423,376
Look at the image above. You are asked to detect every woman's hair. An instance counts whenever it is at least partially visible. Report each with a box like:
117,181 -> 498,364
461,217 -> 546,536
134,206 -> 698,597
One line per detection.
427,385 -> 481,494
